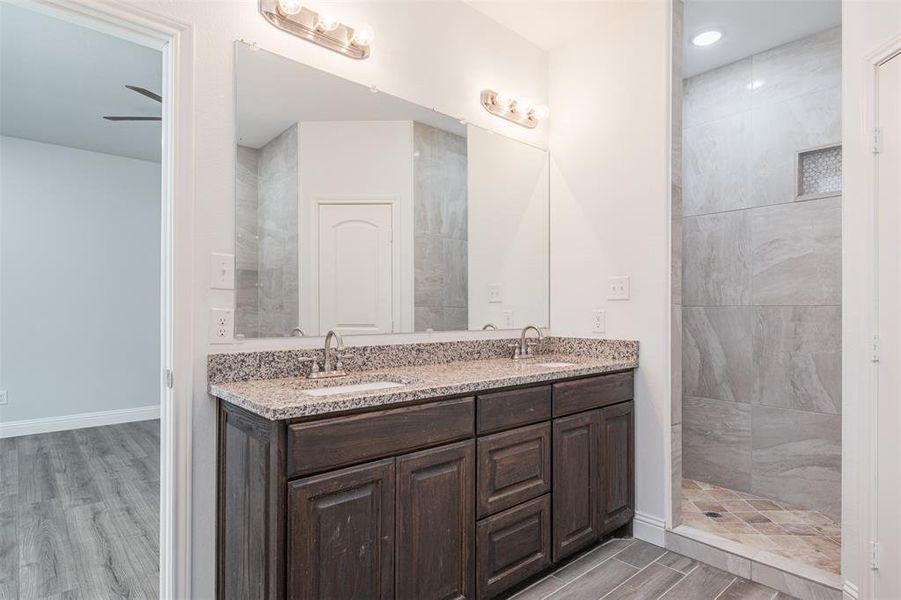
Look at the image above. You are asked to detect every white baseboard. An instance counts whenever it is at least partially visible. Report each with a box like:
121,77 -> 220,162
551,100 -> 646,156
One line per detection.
633,511 -> 667,546
0,405 -> 160,438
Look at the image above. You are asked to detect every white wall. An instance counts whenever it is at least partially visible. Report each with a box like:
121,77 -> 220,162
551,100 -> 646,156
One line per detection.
0,136 -> 160,427
134,2 -> 549,596
548,2 -> 671,542
467,125 -> 550,330
841,3 -> 901,598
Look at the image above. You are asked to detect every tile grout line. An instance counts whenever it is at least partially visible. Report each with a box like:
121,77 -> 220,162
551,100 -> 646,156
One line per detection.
535,538 -> 638,600
596,558 -> 666,600
655,564 -> 702,600
711,576 -> 738,600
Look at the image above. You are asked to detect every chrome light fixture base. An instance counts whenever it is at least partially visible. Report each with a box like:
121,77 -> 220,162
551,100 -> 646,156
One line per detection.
259,0 -> 370,60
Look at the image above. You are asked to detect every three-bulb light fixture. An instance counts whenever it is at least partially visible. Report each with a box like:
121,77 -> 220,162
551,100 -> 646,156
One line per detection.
260,0 -> 374,59
480,90 -> 549,129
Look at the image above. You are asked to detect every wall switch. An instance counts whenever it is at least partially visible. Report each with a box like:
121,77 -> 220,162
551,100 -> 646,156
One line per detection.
209,308 -> 234,343
0,391 -> 7,406
592,310 -> 606,334
210,253 -> 235,290
502,310 -> 515,328
608,276 -> 630,300
487,283 -> 504,303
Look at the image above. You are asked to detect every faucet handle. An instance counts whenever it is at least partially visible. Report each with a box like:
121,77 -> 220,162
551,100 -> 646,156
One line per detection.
507,343 -> 522,358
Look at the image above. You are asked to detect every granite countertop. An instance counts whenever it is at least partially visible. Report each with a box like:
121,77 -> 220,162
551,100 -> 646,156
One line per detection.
209,353 -> 638,421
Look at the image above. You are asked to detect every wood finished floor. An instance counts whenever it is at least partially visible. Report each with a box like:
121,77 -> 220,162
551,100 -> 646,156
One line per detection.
510,538 -> 798,600
0,421 -> 160,600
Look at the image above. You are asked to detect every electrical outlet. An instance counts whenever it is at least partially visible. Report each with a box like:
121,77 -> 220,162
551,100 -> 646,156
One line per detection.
209,308 -> 234,343
502,310 -> 515,328
0,390 -> 7,406
608,276 -> 630,300
210,253 -> 235,290
592,309 -> 606,334
487,283 -> 503,303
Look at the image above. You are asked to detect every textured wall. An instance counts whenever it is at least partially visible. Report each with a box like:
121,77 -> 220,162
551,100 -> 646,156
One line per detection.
681,27 -> 842,516
413,122 -> 468,332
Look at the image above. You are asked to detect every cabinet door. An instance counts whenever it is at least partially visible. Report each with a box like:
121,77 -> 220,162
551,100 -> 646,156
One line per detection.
599,401 -> 634,534
552,411 -> 600,562
397,440 -> 475,600
286,459 -> 395,600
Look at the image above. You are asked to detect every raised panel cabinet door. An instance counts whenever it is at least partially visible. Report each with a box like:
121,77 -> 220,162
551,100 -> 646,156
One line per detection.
396,440 -> 475,600
599,402 -> 634,534
286,458 -> 395,600
476,495 -> 551,600
552,411 -> 600,562
477,422 -> 551,518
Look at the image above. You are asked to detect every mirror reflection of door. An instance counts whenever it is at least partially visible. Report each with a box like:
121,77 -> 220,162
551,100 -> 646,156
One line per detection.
318,203 -> 393,334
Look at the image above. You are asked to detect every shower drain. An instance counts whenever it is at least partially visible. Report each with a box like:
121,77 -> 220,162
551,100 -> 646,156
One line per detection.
703,511 -> 722,519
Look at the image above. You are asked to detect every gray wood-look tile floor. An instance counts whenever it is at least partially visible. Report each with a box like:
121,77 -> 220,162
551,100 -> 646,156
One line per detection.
0,421 -> 160,599
510,538 -> 798,600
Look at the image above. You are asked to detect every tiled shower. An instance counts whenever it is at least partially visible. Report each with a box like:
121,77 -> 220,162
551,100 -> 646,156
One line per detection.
679,26 -> 842,574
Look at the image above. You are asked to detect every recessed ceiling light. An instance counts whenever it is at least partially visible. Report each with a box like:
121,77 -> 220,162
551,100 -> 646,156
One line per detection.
692,30 -> 722,47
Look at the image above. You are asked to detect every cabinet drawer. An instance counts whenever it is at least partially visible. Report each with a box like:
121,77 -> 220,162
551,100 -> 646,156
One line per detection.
553,371 -> 633,417
477,423 -> 551,518
476,495 -> 551,600
477,385 -> 551,434
286,398 -> 474,477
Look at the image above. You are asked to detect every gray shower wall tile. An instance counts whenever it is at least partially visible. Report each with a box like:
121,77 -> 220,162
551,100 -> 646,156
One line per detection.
414,234 -> 446,308
751,405 -> 841,516
683,307 -> 754,405
672,305 -> 682,426
683,58 -> 753,128
683,111 -> 752,216
752,306 -> 841,415
682,211 -> 751,306
683,396 -> 752,492
749,86 -> 841,208
749,197 -> 841,306
750,27 -> 841,108
444,237 -> 468,309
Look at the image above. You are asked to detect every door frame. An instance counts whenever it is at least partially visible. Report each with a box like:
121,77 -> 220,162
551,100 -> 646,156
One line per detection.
307,196 -> 407,335
14,1 -> 195,597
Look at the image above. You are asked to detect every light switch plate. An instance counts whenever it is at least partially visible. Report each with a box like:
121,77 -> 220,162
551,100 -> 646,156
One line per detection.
210,253 -> 235,290
209,308 -> 234,343
608,276 -> 630,300
487,283 -> 503,303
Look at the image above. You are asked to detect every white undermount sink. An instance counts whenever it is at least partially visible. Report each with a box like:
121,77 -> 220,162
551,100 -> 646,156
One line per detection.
302,380 -> 407,397
535,361 -> 576,368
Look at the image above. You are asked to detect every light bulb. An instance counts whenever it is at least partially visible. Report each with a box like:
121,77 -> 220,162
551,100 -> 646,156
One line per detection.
276,0 -> 303,16
351,24 -> 375,46
516,98 -> 535,116
317,13 -> 340,32
495,91 -> 514,111
531,104 -> 550,120
691,30 -> 722,46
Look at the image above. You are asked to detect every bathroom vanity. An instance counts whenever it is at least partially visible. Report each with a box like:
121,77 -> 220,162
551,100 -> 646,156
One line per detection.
212,347 -> 637,600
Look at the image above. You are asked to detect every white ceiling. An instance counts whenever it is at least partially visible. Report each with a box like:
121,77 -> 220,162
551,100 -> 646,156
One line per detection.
683,0 -> 841,78
236,43 -> 465,149
0,3 -> 162,162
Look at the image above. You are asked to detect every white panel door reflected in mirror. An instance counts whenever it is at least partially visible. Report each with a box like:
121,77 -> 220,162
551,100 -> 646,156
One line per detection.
234,41 -> 549,338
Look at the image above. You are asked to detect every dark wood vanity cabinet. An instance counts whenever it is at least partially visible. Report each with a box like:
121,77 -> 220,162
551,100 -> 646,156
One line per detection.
217,370 -> 634,600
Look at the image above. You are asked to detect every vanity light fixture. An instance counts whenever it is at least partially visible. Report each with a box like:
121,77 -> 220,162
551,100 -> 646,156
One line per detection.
259,0 -> 373,59
480,89 -> 549,129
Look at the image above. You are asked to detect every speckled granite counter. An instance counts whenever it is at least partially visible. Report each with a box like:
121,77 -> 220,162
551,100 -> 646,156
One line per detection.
210,349 -> 638,420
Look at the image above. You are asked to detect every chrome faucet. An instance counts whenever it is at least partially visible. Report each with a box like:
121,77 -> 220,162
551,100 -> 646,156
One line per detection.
511,325 -> 543,360
290,326 -> 306,337
309,330 -> 351,379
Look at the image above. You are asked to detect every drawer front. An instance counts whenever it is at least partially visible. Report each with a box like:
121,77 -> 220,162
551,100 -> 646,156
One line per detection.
553,371 -> 633,417
477,385 -> 551,434
477,423 -> 551,518
476,495 -> 551,600
287,398 -> 474,477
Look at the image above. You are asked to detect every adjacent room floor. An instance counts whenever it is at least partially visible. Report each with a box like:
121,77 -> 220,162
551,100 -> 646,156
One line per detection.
0,421 -> 160,599
681,479 -> 841,575
511,537 -> 796,600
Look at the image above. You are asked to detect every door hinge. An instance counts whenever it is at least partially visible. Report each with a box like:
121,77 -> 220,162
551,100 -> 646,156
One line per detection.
873,128 -> 882,154
165,369 -> 174,389
873,335 -> 880,363
871,541 -> 880,570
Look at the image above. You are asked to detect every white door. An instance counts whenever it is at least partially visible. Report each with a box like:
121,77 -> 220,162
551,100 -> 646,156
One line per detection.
318,203 -> 394,334
877,52 -> 901,600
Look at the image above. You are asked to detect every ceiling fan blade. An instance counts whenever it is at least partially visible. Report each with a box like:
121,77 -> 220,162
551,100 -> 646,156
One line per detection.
103,116 -> 162,121
125,85 -> 162,103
